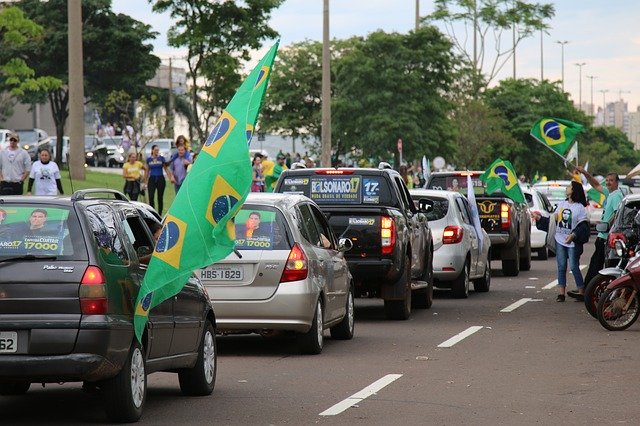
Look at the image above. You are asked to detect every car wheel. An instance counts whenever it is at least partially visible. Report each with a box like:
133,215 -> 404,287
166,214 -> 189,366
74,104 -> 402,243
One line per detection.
0,380 -> 30,395
519,234 -> 532,271
384,254 -> 412,320
299,299 -> 323,354
103,341 -> 146,423
473,255 -> 491,293
413,250 -> 434,309
452,259 -> 470,298
502,245 -> 520,277
537,247 -> 548,260
179,321 -> 217,396
330,285 -> 355,340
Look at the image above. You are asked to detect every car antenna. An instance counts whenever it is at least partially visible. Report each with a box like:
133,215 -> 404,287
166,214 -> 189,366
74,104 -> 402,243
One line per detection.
233,248 -> 243,259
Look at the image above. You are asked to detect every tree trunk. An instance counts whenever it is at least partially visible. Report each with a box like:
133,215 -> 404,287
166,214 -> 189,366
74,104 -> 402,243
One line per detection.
49,88 -> 69,167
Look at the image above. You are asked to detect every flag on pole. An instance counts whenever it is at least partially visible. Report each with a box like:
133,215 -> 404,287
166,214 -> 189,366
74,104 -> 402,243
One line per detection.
479,158 -> 525,203
422,156 -> 430,188
530,118 -> 584,156
466,175 -> 483,252
133,41 -> 280,342
565,141 -> 578,164
581,161 -> 590,186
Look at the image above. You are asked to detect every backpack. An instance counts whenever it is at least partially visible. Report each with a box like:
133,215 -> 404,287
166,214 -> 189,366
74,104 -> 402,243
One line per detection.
574,220 -> 590,245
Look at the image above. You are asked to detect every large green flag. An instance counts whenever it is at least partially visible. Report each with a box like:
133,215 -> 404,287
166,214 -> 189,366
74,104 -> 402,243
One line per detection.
479,158 -> 525,203
134,41 -> 280,342
530,117 -> 584,156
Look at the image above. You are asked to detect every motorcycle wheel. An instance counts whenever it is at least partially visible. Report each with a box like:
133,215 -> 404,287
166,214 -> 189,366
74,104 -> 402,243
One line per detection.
597,285 -> 640,331
584,274 -> 617,319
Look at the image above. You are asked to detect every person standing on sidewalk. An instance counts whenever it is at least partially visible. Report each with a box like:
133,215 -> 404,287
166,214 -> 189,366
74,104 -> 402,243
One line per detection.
572,166 -> 624,299
27,148 -> 63,196
0,131 -> 31,195
144,145 -> 172,215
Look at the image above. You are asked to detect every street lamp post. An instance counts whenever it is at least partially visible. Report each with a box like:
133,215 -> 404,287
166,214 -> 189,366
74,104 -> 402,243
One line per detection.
321,0 -> 331,167
540,29 -> 544,81
556,41 -> 569,91
575,62 -> 586,111
587,75 -> 596,116
599,89 -> 609,126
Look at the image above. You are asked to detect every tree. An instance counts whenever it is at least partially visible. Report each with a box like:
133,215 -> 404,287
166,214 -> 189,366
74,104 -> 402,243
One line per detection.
424,0 -> 554,97
15,0 -> 160,166
582,127 -> 639,175
332,27 -> 457,163
152,0 -> 283,145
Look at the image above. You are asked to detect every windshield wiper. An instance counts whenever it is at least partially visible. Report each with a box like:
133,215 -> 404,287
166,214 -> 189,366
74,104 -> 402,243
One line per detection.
0,254 -> 58,264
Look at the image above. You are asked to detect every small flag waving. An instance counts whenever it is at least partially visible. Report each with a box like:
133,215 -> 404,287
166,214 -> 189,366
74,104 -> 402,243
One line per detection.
530,118 -> 584,156
466,175 -> 483,252
565,141 -> 578,163
134,41 -> 280,342
479,158 -> 525,203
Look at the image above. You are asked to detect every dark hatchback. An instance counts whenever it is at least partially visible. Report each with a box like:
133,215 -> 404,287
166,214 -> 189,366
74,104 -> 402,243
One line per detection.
0,190 -> 217,423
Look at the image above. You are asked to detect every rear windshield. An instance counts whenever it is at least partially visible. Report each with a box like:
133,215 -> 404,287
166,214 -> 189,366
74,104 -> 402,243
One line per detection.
411,196 -> 449,221
0,205 -> 86,259
234,205 -> 291,251
534,186 -> 567,203
427,175 -> 485,196
524,193 -> 534,208
279,173 -> 393,205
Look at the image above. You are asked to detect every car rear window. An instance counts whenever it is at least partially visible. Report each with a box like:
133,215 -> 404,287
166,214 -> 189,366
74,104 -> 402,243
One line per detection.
0,205 -> 86,259
234,205 -> 291,250
413,197 -> 448,221
427,175 -> 486,196
279,173 -> 394,205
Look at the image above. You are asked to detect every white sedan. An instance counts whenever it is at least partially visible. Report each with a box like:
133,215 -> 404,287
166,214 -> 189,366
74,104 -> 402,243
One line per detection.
522,186 -> 556,259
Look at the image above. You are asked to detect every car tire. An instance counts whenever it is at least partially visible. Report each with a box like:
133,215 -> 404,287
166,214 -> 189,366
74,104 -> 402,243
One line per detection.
473,254 -> 491,293
413,250 -> 434,309
103,341 -> 146,423
0,380 -> 30,395
519,234 -> 532,271
384,255 -> 412,320
179,321 -> 217,396
299,299 -> 323,355
537,247 -> 548,260
452,259 -> 470,298
502,245 -> 520,277
330,285 -> 355,340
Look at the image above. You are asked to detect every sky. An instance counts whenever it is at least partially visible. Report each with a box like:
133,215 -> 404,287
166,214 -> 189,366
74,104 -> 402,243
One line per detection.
112,0 -> 640,112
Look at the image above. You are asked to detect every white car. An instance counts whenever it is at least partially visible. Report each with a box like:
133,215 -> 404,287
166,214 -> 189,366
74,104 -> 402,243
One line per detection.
410,189 -> 491,298
522,186 -> 556,259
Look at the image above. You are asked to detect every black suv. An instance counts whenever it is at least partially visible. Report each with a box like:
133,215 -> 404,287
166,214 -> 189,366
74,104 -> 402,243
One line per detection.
0,190 -> 217,422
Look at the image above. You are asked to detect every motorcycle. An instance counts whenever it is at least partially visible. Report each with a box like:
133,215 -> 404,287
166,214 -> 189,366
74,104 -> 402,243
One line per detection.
596,253 -> 640,331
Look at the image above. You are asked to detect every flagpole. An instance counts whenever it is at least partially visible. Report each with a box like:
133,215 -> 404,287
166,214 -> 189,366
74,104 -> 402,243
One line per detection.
531,136 -> 576,171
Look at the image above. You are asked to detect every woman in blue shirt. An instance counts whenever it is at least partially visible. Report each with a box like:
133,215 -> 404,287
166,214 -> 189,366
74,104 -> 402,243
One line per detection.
144,145 -> 173,215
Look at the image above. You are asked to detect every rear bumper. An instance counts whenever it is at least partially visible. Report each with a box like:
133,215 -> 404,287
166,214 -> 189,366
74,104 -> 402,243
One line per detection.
0,353 -> 119,383
347,258 -> 397,283
433,244 -> 466,281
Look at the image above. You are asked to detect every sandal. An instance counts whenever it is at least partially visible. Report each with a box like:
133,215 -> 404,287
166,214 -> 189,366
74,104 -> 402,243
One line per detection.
556,294 -> 565,302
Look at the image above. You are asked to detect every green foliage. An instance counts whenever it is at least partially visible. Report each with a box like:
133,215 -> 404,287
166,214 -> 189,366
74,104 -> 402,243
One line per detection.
582,126 -> 639,175
152,0 -> 282,145
332,27 -> 457,162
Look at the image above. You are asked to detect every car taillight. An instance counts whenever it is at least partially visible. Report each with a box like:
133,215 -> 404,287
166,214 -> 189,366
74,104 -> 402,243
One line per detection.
500,202 -> 510,230
280,243 -> 308,283
79,265 -> 107,315
315,169 -> 354,175
608,233 -> 626,249
381,215 -> 395,255
442,226 -> 464,244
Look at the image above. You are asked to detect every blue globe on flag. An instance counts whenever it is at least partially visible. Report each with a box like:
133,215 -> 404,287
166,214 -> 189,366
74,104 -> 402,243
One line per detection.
494,165 -> 511,185
543,120 -> 561,140
156,221 -> 180,253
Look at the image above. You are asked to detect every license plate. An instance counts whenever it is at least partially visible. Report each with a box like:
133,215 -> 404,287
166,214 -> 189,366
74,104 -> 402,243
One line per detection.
0,332 -> 17,353
200,266 -> 243,281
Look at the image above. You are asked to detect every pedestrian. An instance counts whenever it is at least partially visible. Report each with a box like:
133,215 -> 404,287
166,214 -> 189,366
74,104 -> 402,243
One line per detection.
304,156 -> 315,168
534,181 -> 589,302
121,124 -> 135,155
169,135 -> 192,163
144,144 -> 172,215
122,152 -> 144,201
168,145 -> 191,193
574,166 -> 625,298
27,148 -> 63,196
187,152 -> 198,174
0,131 -> 31,195
105,122 -> 115,137
251,153 -> 265,192
264,153 -> 287,192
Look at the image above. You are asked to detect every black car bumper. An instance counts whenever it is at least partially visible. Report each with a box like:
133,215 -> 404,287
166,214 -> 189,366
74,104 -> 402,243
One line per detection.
0,353 -> 119,383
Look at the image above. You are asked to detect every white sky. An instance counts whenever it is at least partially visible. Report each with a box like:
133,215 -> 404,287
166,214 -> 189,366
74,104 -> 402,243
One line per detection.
112,0 -> 640,112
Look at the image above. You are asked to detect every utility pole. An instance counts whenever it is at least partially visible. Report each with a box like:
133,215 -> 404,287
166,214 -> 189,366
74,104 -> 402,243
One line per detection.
68,0 -> 85,180
556,41 -> 568,91
540,29 -> 544,81
415,0 -> 419,31
618,89 -> 631,101
321,0 -> 331,167
575,62 -> 586,112
599,89 -> 609,126
587,75 -> 596,116
168,58 -> 174,139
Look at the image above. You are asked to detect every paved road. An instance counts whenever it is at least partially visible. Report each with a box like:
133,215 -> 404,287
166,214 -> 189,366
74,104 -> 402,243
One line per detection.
3,243 -> 640,425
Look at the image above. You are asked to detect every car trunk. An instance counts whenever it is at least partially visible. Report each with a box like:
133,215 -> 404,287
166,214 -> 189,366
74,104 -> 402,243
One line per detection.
0,261 -> 86,355
476,197 -> 510,234
324,208 -> 384,259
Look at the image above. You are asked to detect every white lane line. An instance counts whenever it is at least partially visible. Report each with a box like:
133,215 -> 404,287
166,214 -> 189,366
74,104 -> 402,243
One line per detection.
319,374 -> 403,416
500,297 -> 543,312
542,264 -> 588,290
437,326 -> 483,348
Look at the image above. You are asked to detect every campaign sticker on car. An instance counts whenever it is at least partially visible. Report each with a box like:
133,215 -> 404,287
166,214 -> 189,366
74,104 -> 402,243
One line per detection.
349,217 -> 376,226
310,176 -> 362,204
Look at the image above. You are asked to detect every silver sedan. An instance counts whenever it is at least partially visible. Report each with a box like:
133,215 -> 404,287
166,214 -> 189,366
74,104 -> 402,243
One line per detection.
199,193 -> 354,354
410,189 -> 491,298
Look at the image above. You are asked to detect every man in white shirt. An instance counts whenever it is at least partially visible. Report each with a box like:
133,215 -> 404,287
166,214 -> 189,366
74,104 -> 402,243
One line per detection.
0,131 -> 32,195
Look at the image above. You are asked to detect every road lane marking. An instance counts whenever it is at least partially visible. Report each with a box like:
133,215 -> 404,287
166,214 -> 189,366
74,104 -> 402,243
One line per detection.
500,298 -> 543,312
542,264 -> 587,289
319,374 -> 403,416
437,326 -> 483,348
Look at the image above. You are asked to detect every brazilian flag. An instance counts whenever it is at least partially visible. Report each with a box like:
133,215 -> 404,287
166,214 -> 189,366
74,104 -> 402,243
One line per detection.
134,42 -> 280,342
530,118 -> 584,156
479,158 -> 525,203
587,187 -> 606,207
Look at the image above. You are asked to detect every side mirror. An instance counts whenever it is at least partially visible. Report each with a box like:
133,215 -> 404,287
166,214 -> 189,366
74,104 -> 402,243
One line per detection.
595,222 -> 610,233
418,198 -> 433,212
137,246 -> 152,258
338,238 -> 353,252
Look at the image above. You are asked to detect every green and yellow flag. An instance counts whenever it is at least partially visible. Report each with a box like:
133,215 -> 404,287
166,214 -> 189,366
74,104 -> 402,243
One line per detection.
134,41 -> 280,342
479,158 -> 525,203
587,187 -> 606,207
530,117 -> 584,156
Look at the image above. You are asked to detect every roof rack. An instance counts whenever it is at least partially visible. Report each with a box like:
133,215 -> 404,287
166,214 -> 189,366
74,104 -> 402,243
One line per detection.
71,188 -> 129,202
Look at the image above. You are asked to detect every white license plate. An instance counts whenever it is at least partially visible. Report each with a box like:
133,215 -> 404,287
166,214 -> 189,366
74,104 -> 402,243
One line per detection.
200,266 -> 243,281
0,332 -> 17,353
